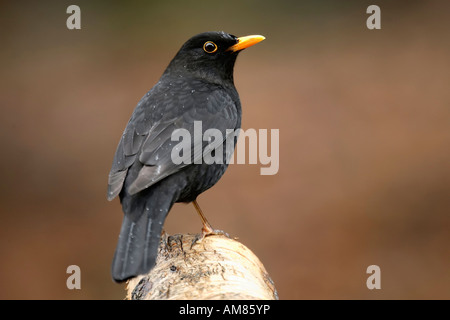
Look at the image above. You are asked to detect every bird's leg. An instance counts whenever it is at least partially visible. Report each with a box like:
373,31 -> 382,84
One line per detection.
191,200 -> 229,247
193,199 -> 215,235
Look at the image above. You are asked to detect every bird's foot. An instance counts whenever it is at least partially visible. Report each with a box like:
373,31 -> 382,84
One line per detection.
190,226 -> 230,248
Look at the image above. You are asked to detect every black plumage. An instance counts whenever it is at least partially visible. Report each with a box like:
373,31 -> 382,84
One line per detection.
107,31 -> 264,282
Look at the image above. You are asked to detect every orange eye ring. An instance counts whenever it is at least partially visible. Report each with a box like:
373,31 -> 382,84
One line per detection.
203,41 -> 218,53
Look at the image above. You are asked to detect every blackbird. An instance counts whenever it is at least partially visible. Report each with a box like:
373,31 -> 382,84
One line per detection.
107,31 -> 265,282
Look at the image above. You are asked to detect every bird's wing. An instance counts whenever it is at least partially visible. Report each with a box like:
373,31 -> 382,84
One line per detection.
107,85 -> 238,200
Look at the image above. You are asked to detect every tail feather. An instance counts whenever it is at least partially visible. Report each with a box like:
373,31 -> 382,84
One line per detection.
112,193 -> 174,282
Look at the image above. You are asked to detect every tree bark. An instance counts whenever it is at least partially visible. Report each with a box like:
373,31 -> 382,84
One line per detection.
126,233 -> 278,300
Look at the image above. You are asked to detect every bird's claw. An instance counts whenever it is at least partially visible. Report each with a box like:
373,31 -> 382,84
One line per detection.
190,227 -> 230,249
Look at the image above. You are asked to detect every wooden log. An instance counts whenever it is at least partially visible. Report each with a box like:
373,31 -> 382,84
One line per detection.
126,233 -> 278,300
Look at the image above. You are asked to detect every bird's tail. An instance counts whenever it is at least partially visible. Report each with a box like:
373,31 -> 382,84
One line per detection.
111,189 -> 175,282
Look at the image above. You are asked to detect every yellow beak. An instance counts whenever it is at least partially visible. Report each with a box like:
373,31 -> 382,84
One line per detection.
227,35 -> 265,52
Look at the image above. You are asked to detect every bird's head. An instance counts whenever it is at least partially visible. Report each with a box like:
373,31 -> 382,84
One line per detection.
164,31 -> 265,85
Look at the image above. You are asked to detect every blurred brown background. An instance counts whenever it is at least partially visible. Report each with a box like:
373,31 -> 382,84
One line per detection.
0,0 -> 449,299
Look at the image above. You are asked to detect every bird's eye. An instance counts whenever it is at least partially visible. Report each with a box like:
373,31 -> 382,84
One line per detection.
203,41 -> 218,53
